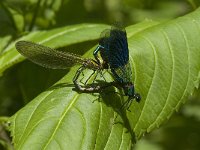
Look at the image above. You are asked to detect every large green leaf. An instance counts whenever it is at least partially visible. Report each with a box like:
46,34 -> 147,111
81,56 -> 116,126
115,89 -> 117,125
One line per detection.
128,10 -> 200,137
8,8 -> 200,149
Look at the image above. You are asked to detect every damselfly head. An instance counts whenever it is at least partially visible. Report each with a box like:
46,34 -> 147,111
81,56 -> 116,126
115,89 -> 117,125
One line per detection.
123,83 -> 141,103
134,93 -> 141,103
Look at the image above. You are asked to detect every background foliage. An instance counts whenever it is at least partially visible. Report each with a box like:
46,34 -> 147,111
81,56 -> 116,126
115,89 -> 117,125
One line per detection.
0,0 -> 200,150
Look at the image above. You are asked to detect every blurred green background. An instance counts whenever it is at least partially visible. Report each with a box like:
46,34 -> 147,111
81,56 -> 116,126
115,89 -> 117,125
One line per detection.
0,0 -> 200,150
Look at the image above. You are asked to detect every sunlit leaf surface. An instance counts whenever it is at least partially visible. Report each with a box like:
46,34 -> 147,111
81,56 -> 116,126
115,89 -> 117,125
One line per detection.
8,8 -> 200,150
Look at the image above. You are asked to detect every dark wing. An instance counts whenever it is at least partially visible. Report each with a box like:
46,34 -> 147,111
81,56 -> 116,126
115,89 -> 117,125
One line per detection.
99,25 -> 129,69
15,41 -> 85,69
99,25 -> 131,83
111,62 -> 132,83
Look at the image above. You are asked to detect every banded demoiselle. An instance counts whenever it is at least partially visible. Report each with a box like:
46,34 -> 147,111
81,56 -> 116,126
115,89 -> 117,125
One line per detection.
15,24 -> 141,110
15,41 -> 106,92
93,24 -> 141,110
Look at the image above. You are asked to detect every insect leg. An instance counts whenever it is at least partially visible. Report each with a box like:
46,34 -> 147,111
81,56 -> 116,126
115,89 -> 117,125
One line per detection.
99,71 -> 106,82
79,70 -> 85,84
73,66 -> 102,92
92,70 -> 100,84
84,70 -> 96,85
126,98 -> 133,112
93,45 -> 104,64
85,69 -> 106,85
119,97 -> 135,112
73,66 -> 86,90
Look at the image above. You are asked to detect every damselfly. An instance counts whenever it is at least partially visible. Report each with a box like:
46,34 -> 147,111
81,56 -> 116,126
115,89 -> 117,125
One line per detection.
15,41 -> 106,92
15,24 -> 141,110
93,24 -> 141,110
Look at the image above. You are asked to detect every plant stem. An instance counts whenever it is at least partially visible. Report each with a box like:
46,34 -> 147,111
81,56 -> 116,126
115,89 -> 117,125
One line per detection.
28,0 -> 42,31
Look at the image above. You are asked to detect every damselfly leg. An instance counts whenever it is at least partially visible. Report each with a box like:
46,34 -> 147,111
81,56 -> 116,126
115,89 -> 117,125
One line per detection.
73,66 -> 86,90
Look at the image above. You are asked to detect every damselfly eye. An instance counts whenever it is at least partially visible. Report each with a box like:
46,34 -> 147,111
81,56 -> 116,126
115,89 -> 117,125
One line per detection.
135,93 -> 141,103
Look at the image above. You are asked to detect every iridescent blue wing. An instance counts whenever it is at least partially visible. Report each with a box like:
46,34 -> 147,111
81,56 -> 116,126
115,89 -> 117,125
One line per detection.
99,25 -> 131,83
99,25 -> 129,68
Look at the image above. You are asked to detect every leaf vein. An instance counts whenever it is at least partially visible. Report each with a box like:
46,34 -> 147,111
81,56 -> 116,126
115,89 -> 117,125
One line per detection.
42,94 -> 79,149
118,127 -> 125,150
147,29 -> 175,130
103,112 -> 115,149
174,23 -> 190,109
133,36 -> 157,132
17,91 -> 54,149
73,106 -> 87,149
93,102 -> 102,150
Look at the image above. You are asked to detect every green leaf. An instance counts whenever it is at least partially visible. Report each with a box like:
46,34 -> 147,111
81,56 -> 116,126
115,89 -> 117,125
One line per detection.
128,9 -> 200,137
7,21 -> 157,149
8,8 -> 200,149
